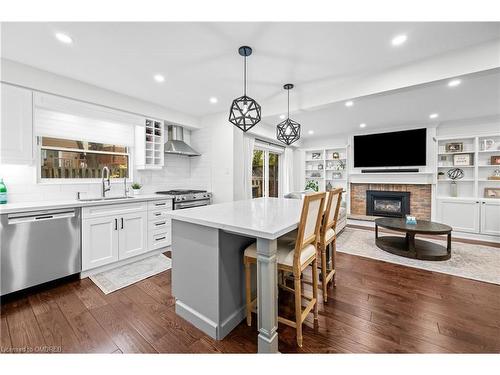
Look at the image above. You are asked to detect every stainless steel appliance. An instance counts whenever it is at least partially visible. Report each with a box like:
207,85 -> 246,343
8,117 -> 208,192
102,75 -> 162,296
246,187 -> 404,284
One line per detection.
156,189 -> 211,210
164,125 -> 201,157
1,208 -> 81,296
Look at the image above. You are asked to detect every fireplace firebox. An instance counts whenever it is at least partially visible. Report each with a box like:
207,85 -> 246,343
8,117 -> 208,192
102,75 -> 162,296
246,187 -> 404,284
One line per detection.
366,190 -> 410,218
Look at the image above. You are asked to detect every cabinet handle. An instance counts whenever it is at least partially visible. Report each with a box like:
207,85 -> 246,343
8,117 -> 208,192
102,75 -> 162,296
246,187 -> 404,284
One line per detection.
115,218 -> 118,230
155,203 -> 166,206
482,202 -> 485,204
121,217 -> 124,229
155,222 -> 166,226
475,201 -> 479,204
155,213 -> 161,216
156,236 -> 166,241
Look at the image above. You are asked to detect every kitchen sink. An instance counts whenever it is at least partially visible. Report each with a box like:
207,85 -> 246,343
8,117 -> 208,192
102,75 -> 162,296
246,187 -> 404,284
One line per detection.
78,196 -> 136,202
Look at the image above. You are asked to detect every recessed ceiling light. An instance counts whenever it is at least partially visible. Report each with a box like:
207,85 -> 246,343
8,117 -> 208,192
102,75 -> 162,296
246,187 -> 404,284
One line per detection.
429,113 -> 439,119
209,97 -> 218,104
359,123 -> 367,128
345,101 -> 354,107
448,79 -> 461,87
308,130 -> 314,135
391,34 -> 407,46
55,32 -> 73,44
279,114 -> 286,120
154,74 -> 165,83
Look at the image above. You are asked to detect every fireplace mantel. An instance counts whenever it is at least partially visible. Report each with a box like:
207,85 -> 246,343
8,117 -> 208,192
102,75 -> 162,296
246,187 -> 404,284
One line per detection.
349,172 -> 434,185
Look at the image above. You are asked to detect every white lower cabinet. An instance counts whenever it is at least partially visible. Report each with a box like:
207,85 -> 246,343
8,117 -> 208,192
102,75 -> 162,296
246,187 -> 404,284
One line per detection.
82,203 -> 148,271
436,198 -> 499,236
82,216 -> 120,271
82,200 -> 172,272
480,200 -> 500,236
118,211 -> 148,260
436,199 -> 480,233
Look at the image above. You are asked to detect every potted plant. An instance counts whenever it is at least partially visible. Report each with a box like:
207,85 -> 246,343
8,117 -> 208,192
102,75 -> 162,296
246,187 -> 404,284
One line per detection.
131,182 -> 142,195
305,180 -> 319,192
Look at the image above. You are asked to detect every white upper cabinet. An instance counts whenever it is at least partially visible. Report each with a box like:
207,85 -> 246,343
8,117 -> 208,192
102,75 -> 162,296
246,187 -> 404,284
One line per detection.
1,83 -> 34,164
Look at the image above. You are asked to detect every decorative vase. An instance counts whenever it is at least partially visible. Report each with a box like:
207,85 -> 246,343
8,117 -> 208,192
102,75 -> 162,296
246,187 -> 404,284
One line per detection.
450,181 -> 458,197
132,188 -> 141,196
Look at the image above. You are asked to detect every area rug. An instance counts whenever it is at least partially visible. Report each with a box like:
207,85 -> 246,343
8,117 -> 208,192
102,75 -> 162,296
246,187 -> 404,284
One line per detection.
336,227 -> 500,285
90,254 -> 172,294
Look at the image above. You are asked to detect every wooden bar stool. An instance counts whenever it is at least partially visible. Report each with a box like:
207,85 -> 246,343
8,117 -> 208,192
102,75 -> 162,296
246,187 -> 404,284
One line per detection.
243,192 -> 326,347
318,188 -> 343,302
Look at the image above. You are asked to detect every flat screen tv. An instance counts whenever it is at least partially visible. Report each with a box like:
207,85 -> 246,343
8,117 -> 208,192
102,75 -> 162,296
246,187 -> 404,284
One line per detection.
354,128 -> 427,168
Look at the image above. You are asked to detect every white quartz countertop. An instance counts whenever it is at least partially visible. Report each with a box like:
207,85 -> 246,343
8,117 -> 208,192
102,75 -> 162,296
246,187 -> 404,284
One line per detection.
0,194 -> 173,214
168,197 -> 303,240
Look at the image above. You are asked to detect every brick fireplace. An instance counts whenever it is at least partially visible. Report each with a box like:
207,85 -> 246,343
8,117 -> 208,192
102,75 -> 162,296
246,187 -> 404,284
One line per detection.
350,183 -> 432,220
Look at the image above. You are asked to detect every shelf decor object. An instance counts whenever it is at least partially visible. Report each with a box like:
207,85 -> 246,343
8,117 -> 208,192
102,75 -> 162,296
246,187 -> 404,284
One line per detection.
229,46 -> 261,132
491,155 -> 500,165
445,142 -> 464,153
447,168 -> 464,197
453,153 -> 473,166
484,187 -> 500,199
276,83 -> 301,145
481,139 -> 495,151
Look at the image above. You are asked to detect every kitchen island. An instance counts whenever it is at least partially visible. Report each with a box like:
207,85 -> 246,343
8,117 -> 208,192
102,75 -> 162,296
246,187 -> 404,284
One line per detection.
169,197 -> 303,353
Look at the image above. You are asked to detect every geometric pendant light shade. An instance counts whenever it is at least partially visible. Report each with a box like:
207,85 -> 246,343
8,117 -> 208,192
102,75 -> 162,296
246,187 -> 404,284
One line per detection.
276,83 -> 301,145
229,46 -> 262,132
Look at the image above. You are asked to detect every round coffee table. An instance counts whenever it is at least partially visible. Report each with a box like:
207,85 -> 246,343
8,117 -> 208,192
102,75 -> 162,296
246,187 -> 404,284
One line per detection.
374,218 -> 452,261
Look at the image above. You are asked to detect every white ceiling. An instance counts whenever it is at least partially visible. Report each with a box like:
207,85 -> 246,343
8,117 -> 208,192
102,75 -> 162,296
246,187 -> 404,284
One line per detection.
261,68 -> 500,140
1,22 -> 500,118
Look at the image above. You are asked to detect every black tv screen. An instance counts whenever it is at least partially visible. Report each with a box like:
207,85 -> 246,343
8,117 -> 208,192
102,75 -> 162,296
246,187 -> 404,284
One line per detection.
354,128 -> 427,168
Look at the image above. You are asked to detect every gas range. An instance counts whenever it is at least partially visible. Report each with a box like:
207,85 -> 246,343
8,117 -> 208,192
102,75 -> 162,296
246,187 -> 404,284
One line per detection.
156,189 -> 212,210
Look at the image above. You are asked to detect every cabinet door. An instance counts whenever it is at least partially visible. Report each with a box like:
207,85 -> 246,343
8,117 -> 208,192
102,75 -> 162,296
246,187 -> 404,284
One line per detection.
480,201 -> 500,236
436,199 -> 480,233
1,84 -> 33,163
82,216 -> 119,271
118,211 -> 148,260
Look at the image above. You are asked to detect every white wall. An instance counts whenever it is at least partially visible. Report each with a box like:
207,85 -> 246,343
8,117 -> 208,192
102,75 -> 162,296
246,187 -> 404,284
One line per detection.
436,115 -> 500,138
1,59 -> 200,129
0,61 -> 209,203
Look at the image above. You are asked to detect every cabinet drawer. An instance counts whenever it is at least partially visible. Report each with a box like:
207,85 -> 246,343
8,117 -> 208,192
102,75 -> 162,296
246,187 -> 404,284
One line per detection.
148,199 -> 172,210
148,209 -> 170,221
83,202 -> 147,219
149,231 -> 171,250
149,218 -> 168,231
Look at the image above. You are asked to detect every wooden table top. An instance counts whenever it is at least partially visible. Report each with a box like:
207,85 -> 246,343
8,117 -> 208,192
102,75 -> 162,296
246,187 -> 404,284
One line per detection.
375,217 -> 452,234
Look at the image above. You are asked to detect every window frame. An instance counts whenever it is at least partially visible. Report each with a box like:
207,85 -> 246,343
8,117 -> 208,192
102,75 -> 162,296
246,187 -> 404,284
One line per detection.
36,136 -> 134,184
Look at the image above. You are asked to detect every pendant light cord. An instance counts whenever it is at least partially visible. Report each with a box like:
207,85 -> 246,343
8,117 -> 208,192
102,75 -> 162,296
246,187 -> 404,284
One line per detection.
244,56 -> 247,97
287,88 -> 290,117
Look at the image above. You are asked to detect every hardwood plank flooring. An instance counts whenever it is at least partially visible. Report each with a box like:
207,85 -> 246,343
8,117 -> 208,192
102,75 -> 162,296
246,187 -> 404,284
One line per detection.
1,250 -> 499,353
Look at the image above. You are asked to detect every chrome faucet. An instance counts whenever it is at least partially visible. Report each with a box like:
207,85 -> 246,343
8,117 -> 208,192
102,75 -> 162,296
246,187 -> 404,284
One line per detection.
101,166 -> 111,198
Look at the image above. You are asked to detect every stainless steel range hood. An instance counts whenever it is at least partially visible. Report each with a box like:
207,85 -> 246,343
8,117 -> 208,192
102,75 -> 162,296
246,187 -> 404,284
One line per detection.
164,125 -> 200,157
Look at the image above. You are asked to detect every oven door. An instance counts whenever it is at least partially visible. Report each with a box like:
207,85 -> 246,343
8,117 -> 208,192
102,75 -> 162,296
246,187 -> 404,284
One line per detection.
174,199 -> 211,210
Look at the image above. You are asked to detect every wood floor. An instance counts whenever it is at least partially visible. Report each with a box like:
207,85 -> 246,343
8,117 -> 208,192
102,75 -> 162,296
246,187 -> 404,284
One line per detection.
1,250 -> 499,353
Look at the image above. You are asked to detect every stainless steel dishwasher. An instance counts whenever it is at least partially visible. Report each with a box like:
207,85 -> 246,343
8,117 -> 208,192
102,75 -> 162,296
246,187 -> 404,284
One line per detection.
1,207 -> 81,296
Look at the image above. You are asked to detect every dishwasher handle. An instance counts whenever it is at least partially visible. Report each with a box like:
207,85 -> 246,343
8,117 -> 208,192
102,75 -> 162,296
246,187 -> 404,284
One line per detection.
8,211 -> 76,225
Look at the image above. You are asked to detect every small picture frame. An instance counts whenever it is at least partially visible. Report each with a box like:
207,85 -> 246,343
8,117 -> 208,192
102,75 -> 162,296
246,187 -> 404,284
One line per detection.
453,153 -> 473,166
484,188 -> 500,199
446,142 -> 464,153
491,155 -> 500,166
311,152 -> 321,160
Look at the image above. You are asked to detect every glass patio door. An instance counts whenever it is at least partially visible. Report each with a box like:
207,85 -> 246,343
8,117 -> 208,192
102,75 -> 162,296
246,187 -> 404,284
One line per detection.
252,147 -> 281,198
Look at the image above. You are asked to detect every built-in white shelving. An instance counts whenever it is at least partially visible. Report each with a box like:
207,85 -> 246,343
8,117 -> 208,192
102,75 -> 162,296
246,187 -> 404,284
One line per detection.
136,118 -> 164,170
436,134 -> 500,199
304,146 -> 350,206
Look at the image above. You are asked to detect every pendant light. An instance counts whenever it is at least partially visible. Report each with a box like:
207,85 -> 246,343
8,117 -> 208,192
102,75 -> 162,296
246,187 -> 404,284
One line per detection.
229,46 -> 261,132
276,84 -> 301,145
